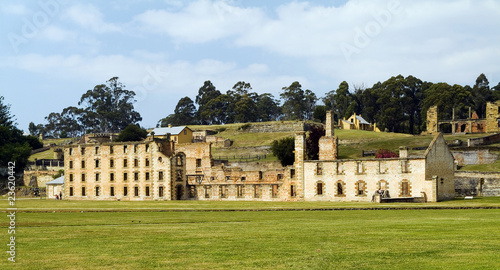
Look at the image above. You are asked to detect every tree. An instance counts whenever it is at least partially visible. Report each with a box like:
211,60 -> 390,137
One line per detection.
196,81 -> 221,124
256,93 -> 281,121
280,81 -> 316,120
422,82 -> 471,124
271,137 -> 295,167
0,96 -> 38,172
200,94 -> 232,124
306,124 -> 325,160
333,81 -> 352,119
115,124 -> 148,142
78,77 -> 141,133
233,94 -> 258,123
226,81 -> 258,123
0,96 -> 15,128
471,73 -> 492,118
492,82 -> 500,101
312,105 -> 326,123
401,75 -> 427,134
158,97 -> 197,127
358,87 -> 378,124
370,76 -> 406,133
323,81 -> 352,122
28,122 -> 45,136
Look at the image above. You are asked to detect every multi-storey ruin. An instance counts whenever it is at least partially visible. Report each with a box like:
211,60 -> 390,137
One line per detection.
62,111 -> 455,202
426,101 -> 500,134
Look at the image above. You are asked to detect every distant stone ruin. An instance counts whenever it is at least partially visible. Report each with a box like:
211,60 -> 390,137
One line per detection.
425,101 -> 500,134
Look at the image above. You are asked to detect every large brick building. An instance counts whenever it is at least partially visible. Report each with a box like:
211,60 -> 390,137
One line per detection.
63,112 -> 455,202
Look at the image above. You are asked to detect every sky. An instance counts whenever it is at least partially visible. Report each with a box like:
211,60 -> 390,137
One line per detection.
1,0 -> 499,132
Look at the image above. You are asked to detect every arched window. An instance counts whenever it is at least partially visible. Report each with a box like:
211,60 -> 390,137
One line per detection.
356,180 -> 367,196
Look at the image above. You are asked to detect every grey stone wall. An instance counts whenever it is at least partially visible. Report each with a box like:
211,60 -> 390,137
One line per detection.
455,171 -> 500,197
451,149 -> 498,166
245,122 -> 314,133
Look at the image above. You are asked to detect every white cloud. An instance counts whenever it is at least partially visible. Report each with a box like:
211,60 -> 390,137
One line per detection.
1,3 -> 29,15
39,26 -> 76,42
63,4 -> 121,33
133,0 -> 264,43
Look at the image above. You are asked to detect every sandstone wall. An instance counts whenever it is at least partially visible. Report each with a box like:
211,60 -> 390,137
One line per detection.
23,170 -> 60,187
303,158 -> 430,202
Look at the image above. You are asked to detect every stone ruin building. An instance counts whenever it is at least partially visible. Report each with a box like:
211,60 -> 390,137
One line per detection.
426,101 -> 500,134
61,111 -> 455,202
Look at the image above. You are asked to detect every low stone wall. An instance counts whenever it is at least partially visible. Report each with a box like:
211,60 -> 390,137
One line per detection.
451,149 -> 498,166
23,170 -> 60,187
455,171 -> 500,197
468,133 -> 500,147
246,122 -> 314,133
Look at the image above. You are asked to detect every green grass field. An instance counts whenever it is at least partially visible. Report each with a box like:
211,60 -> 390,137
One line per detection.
1,199 -> 500,269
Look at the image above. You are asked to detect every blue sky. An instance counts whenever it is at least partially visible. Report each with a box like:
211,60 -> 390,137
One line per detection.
1,0 -> 499,132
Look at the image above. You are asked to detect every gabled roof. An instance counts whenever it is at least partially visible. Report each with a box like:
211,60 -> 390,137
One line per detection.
355,115 -> 370,125
424,133 -> 450,157
149,126 -> 189,136
46,175 -> 64,185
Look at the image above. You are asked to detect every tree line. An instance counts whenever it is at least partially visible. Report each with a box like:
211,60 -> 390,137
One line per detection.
30,77 -> 142,138
160,73 -> 500,135
29,73 -> 500,139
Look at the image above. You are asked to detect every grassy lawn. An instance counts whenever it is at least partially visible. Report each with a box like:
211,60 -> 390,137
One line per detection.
2,197 -> 500,212
0,206 -> 499,269
28,149 -> 55,162
187,120 -> 493,160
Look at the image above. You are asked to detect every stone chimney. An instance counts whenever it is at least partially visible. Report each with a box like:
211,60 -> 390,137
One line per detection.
294,131 -> 306,199
399,146 -> 409,158
319,111 -> 338,161
325,110 -> 334,137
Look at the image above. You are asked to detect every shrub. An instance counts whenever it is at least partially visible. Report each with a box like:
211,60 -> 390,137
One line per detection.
271,137 -> 295,166
115,124 -> 148,142
238,123 -> 251,131
215,127 -> 226,133
375,149 -> 399,158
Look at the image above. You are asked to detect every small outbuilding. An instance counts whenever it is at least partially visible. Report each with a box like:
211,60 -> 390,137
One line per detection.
46,176 -> 64,199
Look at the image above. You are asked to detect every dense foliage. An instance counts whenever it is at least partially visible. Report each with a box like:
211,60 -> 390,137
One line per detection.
27,73 -> 500,137
114,124 -> 148,142
30,77 -> 142,138
271,137 -> 295,166
1,96 -> 43,172
306,125 -> 325,160
159,74 -> 500,135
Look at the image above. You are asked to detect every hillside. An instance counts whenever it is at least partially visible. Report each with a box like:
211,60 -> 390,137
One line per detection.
189,121 -> 490,161
29,121 -> 500,170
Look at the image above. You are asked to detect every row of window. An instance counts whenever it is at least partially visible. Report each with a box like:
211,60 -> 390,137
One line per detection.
68,171 -> 164,182
205,173 -> 283,182
315,160 -> 411,175
68,144 -> 151,156
68,158 -> 155,169
68,185 -> 164,197
315,180 -> 411,196
202,184 -> 280,199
